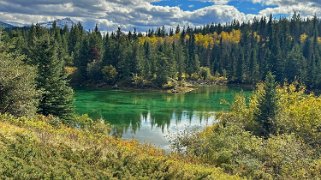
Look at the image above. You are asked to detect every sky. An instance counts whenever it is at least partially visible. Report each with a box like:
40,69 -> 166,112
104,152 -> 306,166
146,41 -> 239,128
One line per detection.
0,0 -> 320,32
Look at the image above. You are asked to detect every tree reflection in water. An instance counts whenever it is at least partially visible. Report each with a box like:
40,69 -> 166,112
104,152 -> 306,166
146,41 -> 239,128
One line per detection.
75,86 -> 252,147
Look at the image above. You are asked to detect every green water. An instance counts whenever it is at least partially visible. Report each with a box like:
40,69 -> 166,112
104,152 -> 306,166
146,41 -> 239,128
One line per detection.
74,86 -> 251,149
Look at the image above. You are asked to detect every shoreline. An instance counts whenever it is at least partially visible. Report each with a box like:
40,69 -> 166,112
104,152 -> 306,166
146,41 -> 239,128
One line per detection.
73,81 -> 255,93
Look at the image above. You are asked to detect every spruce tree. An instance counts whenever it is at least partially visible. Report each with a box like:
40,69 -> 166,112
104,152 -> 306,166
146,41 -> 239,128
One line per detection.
286,45 -> 306,82
31,36 -> 74,120
173,42 -> 185,80
254,72 -> 278,137
186,35 -> 200,75
76,37 -> 90,82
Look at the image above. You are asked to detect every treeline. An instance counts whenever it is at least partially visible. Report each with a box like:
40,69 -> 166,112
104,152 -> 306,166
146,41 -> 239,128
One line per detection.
4,13 -> 321,89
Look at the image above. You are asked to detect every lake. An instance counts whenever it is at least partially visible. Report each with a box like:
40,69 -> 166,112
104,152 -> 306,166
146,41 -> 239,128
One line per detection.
74,86 -> 251,150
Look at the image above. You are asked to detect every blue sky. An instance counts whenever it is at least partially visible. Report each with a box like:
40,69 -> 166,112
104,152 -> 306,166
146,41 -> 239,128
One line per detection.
0,0 -> 320,31
152,0 -> 215,11
152,0 -> 277,14
227,0 -> 277,14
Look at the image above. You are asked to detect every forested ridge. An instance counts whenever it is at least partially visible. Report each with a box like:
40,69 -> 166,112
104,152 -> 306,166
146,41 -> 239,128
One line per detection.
3,13 -> 321,89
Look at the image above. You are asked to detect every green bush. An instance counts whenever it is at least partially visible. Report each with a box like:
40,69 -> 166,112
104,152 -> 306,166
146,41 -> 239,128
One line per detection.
173,82 -> 321,179
199,67 -> 212,80
0,114 -> 238,179
101,65 -> 118,84
0,49 -> 39,117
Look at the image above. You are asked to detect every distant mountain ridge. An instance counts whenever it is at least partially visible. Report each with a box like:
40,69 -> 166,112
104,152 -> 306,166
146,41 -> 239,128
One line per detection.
0,21 -> 15,29
0,18 -> 76,30
37,18 -> 76,29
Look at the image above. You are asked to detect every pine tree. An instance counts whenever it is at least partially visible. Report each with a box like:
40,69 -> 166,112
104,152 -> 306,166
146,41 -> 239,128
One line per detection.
249,45 -> 259,83
87,27 -> 103,81
155,51 -> 170,87
143,41 -> 154,79
132,42 -> 144,76
186,35 -> 200,75
68,23 -> 83,56
285,44 -> 306,82
31,36 -> 74,120
76,37 -> 90,82
254,72 -> 278,137
173,42 -> 185,80
236,47 -> 245,83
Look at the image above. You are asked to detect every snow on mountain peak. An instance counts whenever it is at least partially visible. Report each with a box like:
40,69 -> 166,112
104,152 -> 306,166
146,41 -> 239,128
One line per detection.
37,17 -> 76,29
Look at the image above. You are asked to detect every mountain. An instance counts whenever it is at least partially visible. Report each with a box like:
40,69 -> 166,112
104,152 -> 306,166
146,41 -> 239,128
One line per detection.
37,18 -> 75,29
0,21 -> 15,29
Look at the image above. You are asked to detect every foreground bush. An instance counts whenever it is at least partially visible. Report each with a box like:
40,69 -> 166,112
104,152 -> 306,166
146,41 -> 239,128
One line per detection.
173,83 -> 321,179
0,47 -> 39,117
0,114 -> 238,179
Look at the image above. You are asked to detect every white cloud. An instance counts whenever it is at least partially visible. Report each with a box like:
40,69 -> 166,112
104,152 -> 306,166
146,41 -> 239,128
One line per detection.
253,0 -> 321,17
213,0 -> 231,5
0,0 -> 319,31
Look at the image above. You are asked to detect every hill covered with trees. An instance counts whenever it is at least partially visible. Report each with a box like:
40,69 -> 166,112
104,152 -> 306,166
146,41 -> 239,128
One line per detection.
3,14 -> 321,90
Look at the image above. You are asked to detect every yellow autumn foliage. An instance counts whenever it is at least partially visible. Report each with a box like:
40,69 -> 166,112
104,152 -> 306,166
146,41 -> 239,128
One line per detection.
174,82 -> 321,179
300,33 -> 308,43
138,30 -> 241,48
0,113 -> 240,179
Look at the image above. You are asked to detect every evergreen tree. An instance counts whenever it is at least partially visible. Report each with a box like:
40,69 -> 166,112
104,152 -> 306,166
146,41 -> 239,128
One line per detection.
0,42 -> 39,117
286,45 -> 306,82
236,48 -> 245,83
186,35 -> 200,75
31,36 -> 74,120
173,42 -> 185,80
155,52 -> 170,87
76,37 -> 90,82
249,44 -> 259,83
132,42 -> 144,76
4,15 -> 321,90
254,72 -> 278,137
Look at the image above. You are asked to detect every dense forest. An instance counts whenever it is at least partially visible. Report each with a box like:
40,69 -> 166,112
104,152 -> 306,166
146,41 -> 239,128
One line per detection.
2,13 -> 321,90
0,14 -> 321,179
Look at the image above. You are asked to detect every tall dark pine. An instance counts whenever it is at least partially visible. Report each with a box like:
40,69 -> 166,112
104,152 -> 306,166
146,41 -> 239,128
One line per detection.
254,72 -> 278,137
285,45 -> 306,82
31,36 -> 74,120
186,35 -> 200,75
76,38 -> 90,82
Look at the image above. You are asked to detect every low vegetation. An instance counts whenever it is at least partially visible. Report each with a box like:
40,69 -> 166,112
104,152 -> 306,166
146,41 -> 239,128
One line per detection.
172,76 -> 321,179
0,114 -> 238,179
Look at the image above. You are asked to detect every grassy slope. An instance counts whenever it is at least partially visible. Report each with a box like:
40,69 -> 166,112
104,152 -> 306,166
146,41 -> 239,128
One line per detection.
0,114 -> 240,179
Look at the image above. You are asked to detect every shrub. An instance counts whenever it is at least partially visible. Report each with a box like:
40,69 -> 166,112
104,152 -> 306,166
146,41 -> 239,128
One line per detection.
190,73 -> 200,81
173,82 -> 321,179
0,50 -> 39,117
199,67 -> 212,80
101,65 -> 118,84
0,114 -> 238,179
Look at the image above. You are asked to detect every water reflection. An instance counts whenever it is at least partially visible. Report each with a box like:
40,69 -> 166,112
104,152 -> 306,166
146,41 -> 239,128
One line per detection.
116,110 -> 216,150
75,86 -> 251,149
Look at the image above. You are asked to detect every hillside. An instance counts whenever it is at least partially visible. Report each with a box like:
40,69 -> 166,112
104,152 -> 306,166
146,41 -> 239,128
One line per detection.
0,21 -> 15,29
0,114 -> 238,179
